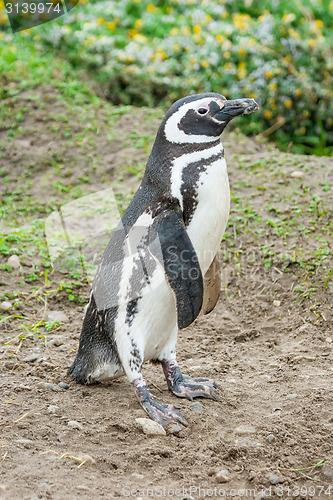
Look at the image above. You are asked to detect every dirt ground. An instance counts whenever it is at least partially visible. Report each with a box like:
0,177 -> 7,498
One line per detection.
0,86 -> 333,500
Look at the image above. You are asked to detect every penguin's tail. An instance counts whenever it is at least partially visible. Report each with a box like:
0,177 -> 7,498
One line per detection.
68,357 -> 90,385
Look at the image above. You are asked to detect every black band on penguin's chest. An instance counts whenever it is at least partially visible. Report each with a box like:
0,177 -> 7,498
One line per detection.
181,148 -> 225,226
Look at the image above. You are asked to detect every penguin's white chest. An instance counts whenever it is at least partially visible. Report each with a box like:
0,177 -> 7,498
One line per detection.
186,156 -> 230,275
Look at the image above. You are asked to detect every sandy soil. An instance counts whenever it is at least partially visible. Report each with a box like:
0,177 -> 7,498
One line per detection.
0,86 -> 332,500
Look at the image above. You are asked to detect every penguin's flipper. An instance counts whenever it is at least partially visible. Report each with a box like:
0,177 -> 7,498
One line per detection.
201,251 -> 222,315
150,202 -> 203,330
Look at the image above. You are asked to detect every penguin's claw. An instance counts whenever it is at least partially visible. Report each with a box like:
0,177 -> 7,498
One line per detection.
162,360 -> 219,402
132,378 -> 188,428
142,400 -> 188,428
171,381 -> 219,401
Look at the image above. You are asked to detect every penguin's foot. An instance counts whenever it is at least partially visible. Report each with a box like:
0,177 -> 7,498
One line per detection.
132,377 -> 188,428
162,360 -> 218,401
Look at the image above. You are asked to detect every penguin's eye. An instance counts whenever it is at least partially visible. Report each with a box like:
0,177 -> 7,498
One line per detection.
197,107 -> 209,115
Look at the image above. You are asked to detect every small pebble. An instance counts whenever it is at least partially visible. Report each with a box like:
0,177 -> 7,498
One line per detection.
131,473 -> 144,479
216,469 -> 230,483
47,310 -> 69,322
190,402 -> 203,414
326,337 -> 332,344
267,434 -> 275,442
77,453 -> 95,464
16,439 -> 33,448
59,382 -> 69,390
58,345 -> 66,352
48,405 -> 60,414
0,301 -> 12,311
18,384 -> 32,391
68,420 -> 83,430
273,300 -> 281,307
235,425 -> 256,435
252,442 -> 263,447
290,170 -> 304,178
135,418 -> 166,436
323,468 -> 333,479
286,393 -> 298,399
44,383 -> 55,391
7,254 -> 20,269
0,484 -> 6,492
269,474 -> 280,485
165,423 -> 182,435
46,339 -> 60,347
23,354 -> 39,363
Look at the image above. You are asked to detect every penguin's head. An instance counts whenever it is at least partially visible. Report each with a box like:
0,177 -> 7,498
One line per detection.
163,92 -> 259,144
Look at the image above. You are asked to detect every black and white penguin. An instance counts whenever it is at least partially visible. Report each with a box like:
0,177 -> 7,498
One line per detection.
69,93 -> 259,427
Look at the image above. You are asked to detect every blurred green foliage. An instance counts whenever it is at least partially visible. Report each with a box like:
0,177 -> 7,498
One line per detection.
0,0 -> 332,154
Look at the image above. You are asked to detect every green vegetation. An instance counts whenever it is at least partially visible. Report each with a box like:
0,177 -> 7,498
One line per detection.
0,2 -> 332,341
1,0 -> 332,154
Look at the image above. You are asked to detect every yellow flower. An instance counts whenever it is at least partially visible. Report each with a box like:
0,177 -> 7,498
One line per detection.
201,60 -> 209,68
249,38 -> 256,46
284,56 -> 292,64
0,14 -> 6,24
264,110 -> 273,119
330,1 -> 333,11
295,88 -> 302,96
233,13 -> 251,31
173,43 -> 181,51
221,11 -> 229,19
133,33 -> 147,43
315,19 -> 323,28
308,39 -> 316,47
182,26 -> 191,36
0,1 -> 4,11
283,13 -> 296,23
216,34 -> 225,43
97,18 -> 104,25
224,62 -> 233,70
239,48 -> 246,56
288,28 -> 300,39
0,32 -> 4,39
284,99 -> 292,108
147,4 -> 158,12
166,7 -> 172,14
195,35 -> 204,44
193,25 -> 201,35
298,127 -> 306,135
303,110 -> 310,118
155,49 -> 167,60
106,22 -> 116,31
133,0 -> 141,3
128,29 -> 138,38
238,62 -> 247,78
224,51 -> 230,59
205,15 -> 212,23
135,19 -> 143,29
265,70 -> 274,79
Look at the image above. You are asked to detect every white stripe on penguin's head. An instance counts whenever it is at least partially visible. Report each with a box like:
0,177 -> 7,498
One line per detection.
163,97 -> 224,144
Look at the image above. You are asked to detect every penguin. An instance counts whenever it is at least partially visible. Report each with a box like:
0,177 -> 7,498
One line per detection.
69,92 -> 259,428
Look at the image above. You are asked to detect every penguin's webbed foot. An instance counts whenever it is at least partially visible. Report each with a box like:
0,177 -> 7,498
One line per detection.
162,360 -> 218,401
132,377 -> 188,428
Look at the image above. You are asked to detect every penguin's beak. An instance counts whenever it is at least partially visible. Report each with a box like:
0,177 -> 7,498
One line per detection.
214,98 -> 259,122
